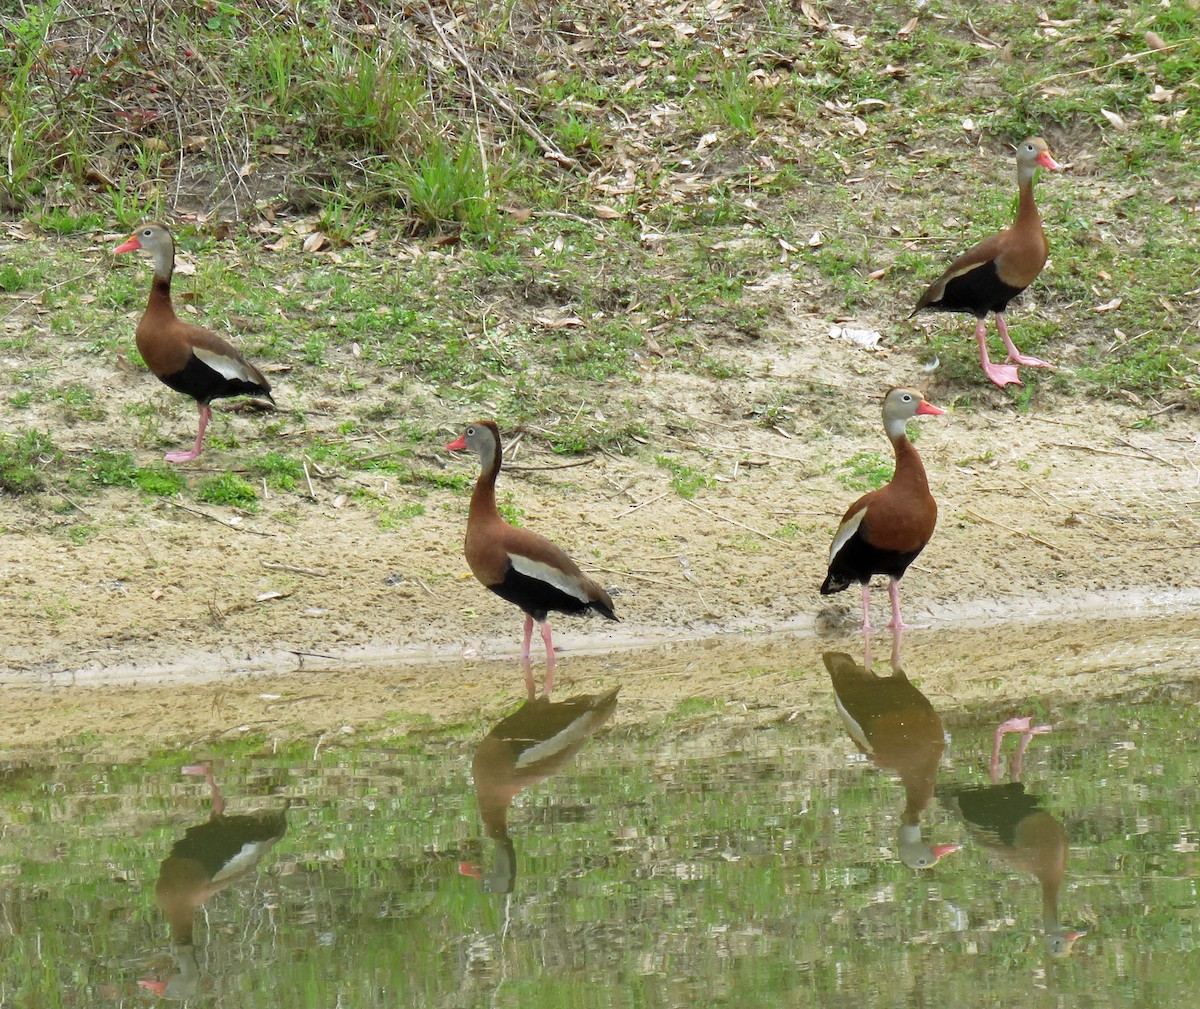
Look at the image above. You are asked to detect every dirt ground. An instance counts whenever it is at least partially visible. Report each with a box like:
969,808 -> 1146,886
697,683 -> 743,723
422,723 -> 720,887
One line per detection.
2,306 -> 1198,750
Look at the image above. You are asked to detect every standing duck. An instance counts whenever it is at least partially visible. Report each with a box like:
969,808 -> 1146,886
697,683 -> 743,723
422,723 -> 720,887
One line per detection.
446,421 -> 618,692
821,388 -> 945,633
912,137 -> 1061,388
139,765 -> 288,998
114,223 -> 274,463
460,685 -> 620,893
939,719 -> 1086,957
824,650 -> 959,869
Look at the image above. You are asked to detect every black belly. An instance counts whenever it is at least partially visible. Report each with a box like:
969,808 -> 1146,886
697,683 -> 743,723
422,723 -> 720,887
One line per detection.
490,566 -> 595,622
821,528 -> 923,594
939,782 -> 1043,848
160,355 -> 271,406
927,259 -> 1027,318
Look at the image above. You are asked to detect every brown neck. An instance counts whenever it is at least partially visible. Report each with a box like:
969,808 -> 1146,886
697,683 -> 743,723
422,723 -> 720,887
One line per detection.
468,438 -> 502,522
890,433 -> 930,495
1015,168 -> 1040,229
148,275 -> 175,319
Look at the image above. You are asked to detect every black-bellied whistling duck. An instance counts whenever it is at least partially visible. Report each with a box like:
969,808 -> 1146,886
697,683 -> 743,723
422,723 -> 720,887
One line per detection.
821,388 -> 945,633
446,421 -> 618,692
114,223 -> 274,463
824,650 -> 959,869
939,719 -> 1086,957
139,765 -> 288,999
912,137 -> 1061,388
459,685 -> 619,893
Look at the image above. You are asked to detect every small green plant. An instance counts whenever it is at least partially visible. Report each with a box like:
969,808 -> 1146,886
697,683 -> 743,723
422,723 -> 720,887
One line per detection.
0,429 -> 60,493
836,451 -> 892,492
655,455 -> 713,499
198,473 -> 259,511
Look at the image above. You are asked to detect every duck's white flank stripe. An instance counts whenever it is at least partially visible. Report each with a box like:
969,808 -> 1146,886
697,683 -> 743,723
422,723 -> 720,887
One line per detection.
833,693 -> 872,753
829,506 -> 867,564
210,839 -> 278,883
514,711 -> 607,769
509,554 -> 589,603
194,345 -> 254,382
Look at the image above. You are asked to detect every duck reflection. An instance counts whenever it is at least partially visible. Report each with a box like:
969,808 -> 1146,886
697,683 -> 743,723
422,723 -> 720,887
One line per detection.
824,639 -> 959,869
139,765 -> 288,999
460,671 -> 619,894
939,718 -> 1086,957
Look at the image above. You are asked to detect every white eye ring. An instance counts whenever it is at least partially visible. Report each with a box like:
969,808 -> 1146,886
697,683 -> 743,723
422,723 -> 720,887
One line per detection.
466,427 -> 475,436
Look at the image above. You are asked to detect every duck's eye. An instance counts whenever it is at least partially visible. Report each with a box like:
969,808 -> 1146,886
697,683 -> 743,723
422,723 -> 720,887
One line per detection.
466,427 -> 475,436
901,393 -> 912,402
142,228 -> 153,237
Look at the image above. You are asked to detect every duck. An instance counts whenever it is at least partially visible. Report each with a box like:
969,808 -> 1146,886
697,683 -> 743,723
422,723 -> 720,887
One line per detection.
939,718 -> 1086,957
821,388 -> 945,633
459,685 -> 620,893
446,421 -> 617,692
114,223 -> 274,463
824,650 -> 959,869
139,765 -> 288,998
912,137 -> 1061,388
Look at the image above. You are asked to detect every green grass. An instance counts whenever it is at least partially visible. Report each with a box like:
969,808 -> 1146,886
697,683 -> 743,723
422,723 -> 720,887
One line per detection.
835,451 -> 893,492
0,0 -> 1195,525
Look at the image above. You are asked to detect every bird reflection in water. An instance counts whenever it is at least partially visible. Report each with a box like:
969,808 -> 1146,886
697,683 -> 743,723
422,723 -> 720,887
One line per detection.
139,765 -> 288,999
460,666 -> 619,896
939,718 -> 1087,957
824,633 -> 959,869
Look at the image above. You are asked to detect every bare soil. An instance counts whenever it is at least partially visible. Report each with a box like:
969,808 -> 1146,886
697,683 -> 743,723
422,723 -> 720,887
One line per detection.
3,302 -> 1198,750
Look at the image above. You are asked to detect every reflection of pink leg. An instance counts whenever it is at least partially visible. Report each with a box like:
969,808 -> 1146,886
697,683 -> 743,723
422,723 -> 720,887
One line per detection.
182,764 -> 224,817
861,583 -> 872,634
990,717 -> 1051,781
165,404 -> 211,464
540,621 -> 556,696
890,626 -> 904,672
886,578 -> 908,631
976,319 -> 1022,387
997,314 -> 1052,368
863,634 -> 874,673
521,656 -> 536,701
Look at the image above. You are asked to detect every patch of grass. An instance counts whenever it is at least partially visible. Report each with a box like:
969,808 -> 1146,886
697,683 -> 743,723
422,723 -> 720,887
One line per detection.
835,451 -> 892,492
0,429 -> 60,494
198,473 -> 259,512
655,456 -> 713,499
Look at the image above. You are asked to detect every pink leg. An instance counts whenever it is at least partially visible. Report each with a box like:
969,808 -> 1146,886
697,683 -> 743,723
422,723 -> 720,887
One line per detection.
860,583 -> 872,634
182,764 -> 224,817
165,404 -> 211,464
886,578 -> 908,631
997,314 -> 1052,368
540,620 -> 556,696
975,319 -> 1022,388
520,615 -> 534,665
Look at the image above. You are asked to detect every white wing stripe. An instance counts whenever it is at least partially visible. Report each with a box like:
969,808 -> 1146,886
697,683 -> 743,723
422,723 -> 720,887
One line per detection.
509,554 -> 589,603
194,345 -> 254,383
828,507 -> 867,564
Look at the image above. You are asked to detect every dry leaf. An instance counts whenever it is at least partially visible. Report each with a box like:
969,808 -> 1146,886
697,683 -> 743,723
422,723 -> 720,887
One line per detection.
571,37 -> 598,54
255,591 -> 287,602
673,22 -> 697,39
898,16 -> 919,36
266,145 -> 291,156
1093,297 -> 1123,312
867,267 -> 889,280
1100,108 -> 1127,131
302,231 -> 329,253
1144,31 -> 1167,50
808,230 -> 823,247
962,117 -> 976,132
534,316 -> 585,328
1148,85 -> 1175,103
591,204 -> 622,219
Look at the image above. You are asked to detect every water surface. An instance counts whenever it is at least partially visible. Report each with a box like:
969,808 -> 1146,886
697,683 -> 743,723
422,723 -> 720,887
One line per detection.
2,617 -> 1198,1006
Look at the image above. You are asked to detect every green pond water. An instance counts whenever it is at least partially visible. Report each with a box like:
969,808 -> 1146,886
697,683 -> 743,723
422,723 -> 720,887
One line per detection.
2,620 -> 1199,1007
